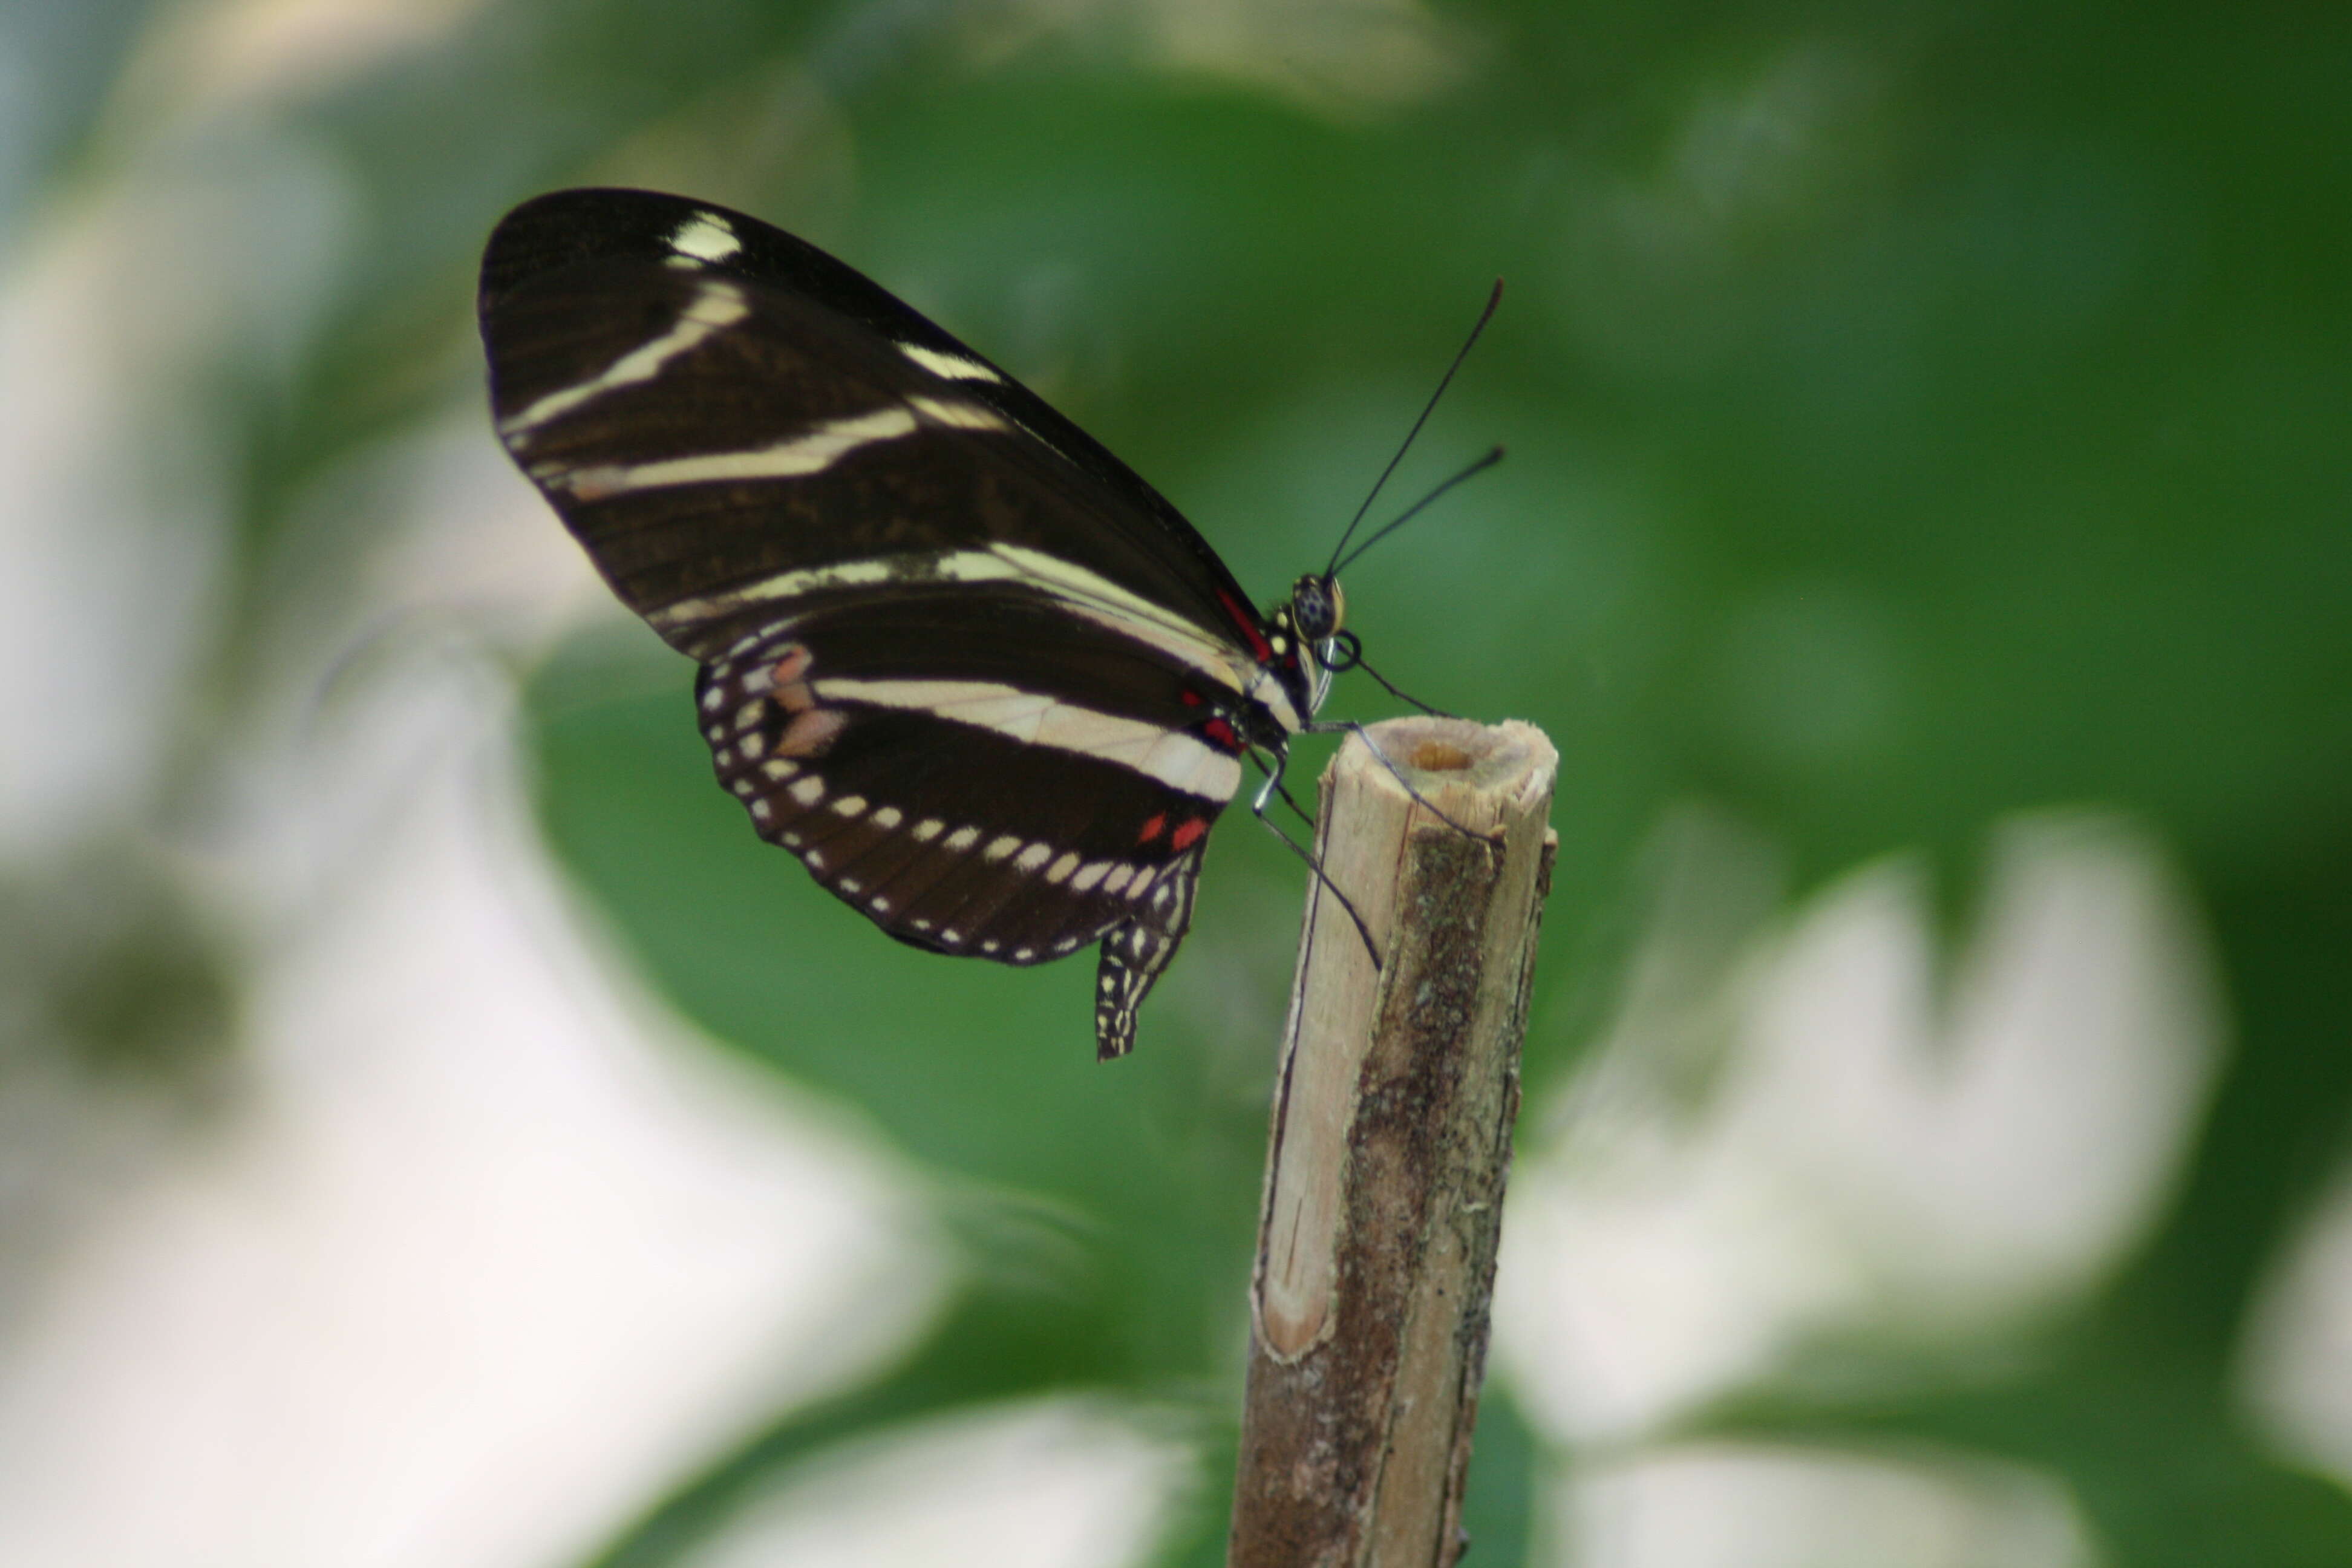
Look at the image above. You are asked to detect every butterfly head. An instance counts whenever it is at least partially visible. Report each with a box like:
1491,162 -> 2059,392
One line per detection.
1265,573 -> 1348,718
1289,573 -> 1345,645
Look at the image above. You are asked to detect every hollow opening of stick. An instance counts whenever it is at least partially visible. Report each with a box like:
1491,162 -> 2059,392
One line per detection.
1410,740 -> 1474,771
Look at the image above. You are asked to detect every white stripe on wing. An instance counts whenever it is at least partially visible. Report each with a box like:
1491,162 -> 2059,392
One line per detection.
810,676 -> 1245,803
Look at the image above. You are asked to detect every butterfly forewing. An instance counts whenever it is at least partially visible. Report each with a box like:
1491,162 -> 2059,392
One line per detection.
483,190 -> 1274,664
482,188 -> 1304,1058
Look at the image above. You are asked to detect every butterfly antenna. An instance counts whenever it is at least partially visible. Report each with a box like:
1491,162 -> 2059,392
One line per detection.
1330,444 -> 1504,578
1324,278 -> 1504,578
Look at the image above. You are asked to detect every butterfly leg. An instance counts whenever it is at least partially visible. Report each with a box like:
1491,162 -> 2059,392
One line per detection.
1246,746 -> 1383,973
1268,770 -> 1318,832
1301,719 -> 1483,840
1316,632 -> 1458,720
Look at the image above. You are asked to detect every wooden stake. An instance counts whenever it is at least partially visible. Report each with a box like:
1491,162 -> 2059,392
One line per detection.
1228,717 -> 1558,1568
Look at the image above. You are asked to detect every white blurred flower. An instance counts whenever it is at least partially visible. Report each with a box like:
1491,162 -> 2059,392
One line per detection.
1553,1442 -> 2100,1568
678,1397 -> 1187,1568
1498,808 -> 2223,1444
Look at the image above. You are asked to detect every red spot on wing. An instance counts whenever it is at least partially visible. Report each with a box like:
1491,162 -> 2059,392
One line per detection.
1203,716 -> 1239,751
1170,818 -> 1209,851
1136,813 -> 1166,844
1217,590 -> 1273,663
1180,689 -> 1203,707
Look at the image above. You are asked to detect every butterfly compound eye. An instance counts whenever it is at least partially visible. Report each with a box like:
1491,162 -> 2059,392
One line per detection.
1290,575 -> 1344,642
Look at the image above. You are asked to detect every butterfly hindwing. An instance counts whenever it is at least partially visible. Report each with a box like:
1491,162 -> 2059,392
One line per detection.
695,593 -> 1242,1057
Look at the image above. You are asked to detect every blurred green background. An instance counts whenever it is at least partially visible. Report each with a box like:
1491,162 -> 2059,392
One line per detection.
2,0 -> 2348,1564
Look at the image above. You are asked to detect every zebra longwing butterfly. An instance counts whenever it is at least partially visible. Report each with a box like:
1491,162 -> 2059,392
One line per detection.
482,188 -> 1373,1060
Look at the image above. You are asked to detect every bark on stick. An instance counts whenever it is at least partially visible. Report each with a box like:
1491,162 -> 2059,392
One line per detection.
1228,717 -> 1558,1568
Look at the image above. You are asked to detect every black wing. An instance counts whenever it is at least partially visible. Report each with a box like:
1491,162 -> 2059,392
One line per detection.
480,188 -> 1287,674
479,188 -> 1289,1056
